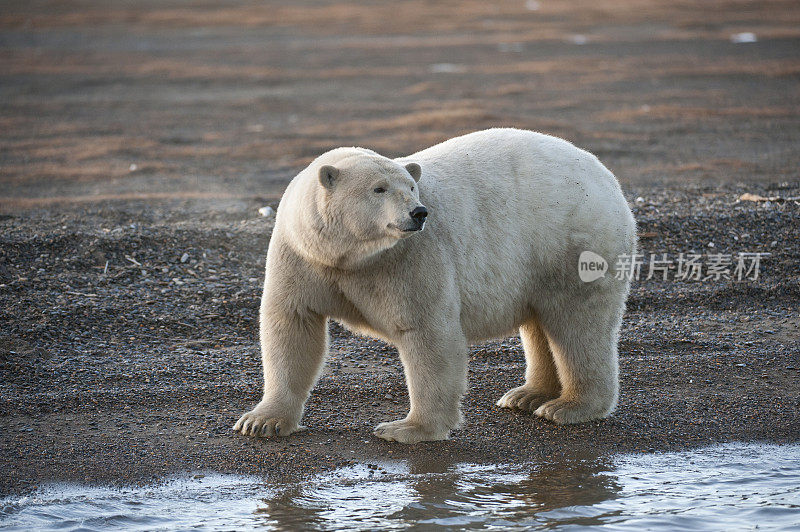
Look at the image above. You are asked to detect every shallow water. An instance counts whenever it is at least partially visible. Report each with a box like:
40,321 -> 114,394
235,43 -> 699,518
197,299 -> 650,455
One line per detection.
2,443 -> 799,531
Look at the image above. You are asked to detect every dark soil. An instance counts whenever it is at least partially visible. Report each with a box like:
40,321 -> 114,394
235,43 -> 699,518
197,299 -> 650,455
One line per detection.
1,0 -> 799,495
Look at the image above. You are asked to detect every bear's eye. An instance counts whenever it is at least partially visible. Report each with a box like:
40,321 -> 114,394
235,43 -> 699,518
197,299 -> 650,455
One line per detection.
373,187 -> 386,194
410,185 -> 414,191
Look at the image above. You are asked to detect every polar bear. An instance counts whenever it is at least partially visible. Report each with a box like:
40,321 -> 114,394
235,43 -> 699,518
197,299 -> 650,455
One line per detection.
234,128 -> 637,444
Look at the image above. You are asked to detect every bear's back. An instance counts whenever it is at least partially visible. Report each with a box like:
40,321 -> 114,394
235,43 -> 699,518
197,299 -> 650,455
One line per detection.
394,128 -> 635,340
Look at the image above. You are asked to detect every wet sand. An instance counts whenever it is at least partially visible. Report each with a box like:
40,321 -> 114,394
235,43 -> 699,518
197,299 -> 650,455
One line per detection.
1,0 -> 799,494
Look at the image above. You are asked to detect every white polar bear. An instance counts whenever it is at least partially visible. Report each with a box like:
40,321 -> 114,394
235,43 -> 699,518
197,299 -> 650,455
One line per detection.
234,128 -> 637,444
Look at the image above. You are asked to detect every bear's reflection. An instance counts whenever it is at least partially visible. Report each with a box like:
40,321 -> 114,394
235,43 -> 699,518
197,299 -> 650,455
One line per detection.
253,449 -> 620,529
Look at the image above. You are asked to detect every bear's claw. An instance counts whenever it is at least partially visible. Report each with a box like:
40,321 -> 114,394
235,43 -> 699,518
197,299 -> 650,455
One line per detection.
534,397 -> 608,424
233,406 -> 303,438
373,418 -> 450,444
496,385 -> 555,412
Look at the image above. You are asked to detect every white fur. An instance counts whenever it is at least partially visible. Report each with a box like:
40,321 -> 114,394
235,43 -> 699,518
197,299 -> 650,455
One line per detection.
233,128 -> 637,443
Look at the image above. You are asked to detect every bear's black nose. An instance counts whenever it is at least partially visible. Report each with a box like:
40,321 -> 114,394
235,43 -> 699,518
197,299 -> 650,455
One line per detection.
410,206 -> 428,222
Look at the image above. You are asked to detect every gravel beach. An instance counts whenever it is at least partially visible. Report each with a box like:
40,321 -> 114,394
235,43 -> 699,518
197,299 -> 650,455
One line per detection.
1,0 -> 799,495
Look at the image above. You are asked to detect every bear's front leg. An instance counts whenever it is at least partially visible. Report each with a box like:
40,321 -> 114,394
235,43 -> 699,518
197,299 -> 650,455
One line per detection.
234,306 -> 327,438
374,331 -> 468,443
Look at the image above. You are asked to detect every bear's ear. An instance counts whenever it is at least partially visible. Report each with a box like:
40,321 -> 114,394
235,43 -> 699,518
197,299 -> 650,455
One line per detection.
318,165 -> 339,189
405,162 -> 422,182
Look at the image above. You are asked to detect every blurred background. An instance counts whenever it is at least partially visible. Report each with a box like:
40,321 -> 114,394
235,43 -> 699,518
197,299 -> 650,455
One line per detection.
1,0 -> 799,209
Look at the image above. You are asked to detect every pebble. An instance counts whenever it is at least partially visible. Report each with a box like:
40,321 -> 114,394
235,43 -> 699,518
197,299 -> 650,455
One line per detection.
731,32 -> 757,43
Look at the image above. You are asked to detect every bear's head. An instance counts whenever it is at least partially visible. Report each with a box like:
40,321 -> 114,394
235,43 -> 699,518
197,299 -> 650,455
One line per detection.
280,149 -> 427,269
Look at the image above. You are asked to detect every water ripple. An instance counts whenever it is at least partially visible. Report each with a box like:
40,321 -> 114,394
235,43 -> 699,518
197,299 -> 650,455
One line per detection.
1,443 -> 799,531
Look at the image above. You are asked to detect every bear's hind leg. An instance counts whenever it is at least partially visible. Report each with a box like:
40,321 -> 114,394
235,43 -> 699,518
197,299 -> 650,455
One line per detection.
496,318 -> 561,412
534,294 -> 623,424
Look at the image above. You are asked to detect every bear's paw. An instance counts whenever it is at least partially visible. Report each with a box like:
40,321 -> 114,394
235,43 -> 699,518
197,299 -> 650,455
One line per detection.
233,403 -> 304,438
534,397 -> 610,424
373,418 -> 450,444
496,385 -> 556,412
